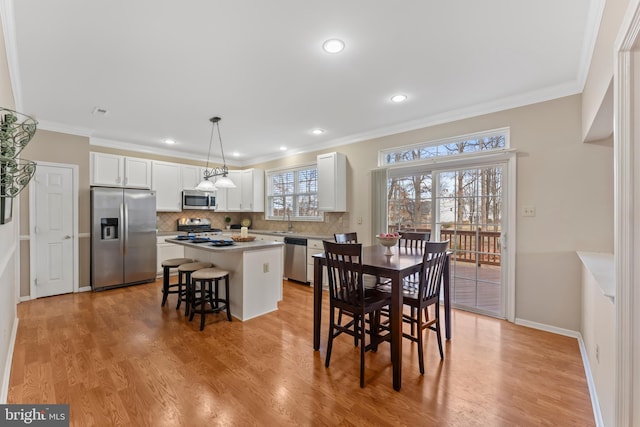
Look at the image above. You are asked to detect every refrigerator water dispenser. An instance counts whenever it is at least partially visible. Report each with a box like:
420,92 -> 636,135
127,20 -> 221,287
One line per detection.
101,218 -> 119,240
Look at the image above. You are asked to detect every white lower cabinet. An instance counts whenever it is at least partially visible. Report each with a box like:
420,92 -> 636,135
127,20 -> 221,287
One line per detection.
307,239 -> 328,286
156,236 -> 185,276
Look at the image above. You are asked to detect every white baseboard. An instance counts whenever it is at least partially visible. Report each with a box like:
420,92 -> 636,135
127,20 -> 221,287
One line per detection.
78,286 -> 91,293
515,318 -> 603,426
577,334 -> 604,427
1,318 -> 18,404
514,317 -> 581,338
18,296 -> 30,302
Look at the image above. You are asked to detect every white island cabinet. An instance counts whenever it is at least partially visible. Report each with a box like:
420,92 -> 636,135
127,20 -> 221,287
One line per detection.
167,238 -> 284,321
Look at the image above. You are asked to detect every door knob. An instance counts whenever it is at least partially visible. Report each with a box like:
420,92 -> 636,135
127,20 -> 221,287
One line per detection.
64,235 -> 71,240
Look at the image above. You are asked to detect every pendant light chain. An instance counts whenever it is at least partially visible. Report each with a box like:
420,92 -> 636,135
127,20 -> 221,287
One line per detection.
204,119 -> 215,172
215,119 -> 227,173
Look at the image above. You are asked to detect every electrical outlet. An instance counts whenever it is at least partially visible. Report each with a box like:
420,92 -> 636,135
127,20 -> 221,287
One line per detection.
595,344 -> 599,363
357,216 -> 363,224
263,263 -> 269,273
522,206 -> 536,217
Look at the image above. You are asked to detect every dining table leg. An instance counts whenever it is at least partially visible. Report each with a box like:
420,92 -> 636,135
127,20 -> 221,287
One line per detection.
391,273 -> 402,391
313,257 -> 322,351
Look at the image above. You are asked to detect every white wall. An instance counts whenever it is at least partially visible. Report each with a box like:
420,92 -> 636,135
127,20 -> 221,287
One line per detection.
0,7 -> 18,403
580,256 -> 615,427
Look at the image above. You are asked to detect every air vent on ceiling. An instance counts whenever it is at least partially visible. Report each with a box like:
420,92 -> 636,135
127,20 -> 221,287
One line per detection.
92,107 -> 109,116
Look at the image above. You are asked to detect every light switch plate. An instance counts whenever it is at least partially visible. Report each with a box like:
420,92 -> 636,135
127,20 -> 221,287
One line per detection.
522,206 -> 536,217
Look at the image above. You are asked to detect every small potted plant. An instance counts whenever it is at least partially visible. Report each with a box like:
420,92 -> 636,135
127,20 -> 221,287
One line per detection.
224,216 -> 232,229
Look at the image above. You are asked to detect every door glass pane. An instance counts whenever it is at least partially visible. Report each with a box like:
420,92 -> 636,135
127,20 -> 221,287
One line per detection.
436,166 -> 503,317
387,173 -> 432,232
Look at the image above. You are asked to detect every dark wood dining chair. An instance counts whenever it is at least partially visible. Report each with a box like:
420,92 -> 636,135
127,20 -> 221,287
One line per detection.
323,240 -> 391,387
333,232 -> 358,243
397,231 -> 431,332
381,240 -> 449,374
398,231 -> 430,250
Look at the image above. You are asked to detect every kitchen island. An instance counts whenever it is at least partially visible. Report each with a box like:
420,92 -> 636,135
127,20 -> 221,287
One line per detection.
166,237 -> 284,321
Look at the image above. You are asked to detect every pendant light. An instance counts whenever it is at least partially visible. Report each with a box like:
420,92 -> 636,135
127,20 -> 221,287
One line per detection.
196,116 -> 236,191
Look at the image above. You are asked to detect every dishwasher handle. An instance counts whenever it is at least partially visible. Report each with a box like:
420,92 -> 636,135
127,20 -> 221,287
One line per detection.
284,237 -> 307,246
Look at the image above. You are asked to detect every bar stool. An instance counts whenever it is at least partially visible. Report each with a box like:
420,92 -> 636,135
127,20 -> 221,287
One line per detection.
160,258 -> 194,307
189,267 -> 232,331
177,261 -> 213,316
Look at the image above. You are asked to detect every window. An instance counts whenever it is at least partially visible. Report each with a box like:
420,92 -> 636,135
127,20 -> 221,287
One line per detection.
266,165 -> 321,220
380,128 -> 508,166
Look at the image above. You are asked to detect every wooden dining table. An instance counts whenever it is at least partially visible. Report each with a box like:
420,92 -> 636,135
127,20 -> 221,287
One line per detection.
312,245 -> 451,391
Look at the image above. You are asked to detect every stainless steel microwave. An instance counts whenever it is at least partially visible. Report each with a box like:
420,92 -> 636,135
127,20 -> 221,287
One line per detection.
182,190 -> 216,210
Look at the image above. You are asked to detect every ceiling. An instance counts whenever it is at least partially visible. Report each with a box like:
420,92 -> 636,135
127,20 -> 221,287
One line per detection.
4,1 -> 601,166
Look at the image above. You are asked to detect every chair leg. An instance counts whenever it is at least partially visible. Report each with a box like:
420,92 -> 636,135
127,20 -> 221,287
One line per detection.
435,303 -> 444,359
176,271 -> 184,310
417,306 -> 425,375
325,308 -> 335,368
185,272 -> 197,317
200,280 -> 209,331
161,266 -> 170,306
224,276 -> 232,321
359,314 -> 366,388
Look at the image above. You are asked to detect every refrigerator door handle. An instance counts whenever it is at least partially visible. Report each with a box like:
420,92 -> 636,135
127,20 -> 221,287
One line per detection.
124,203 -> 129,255
119,203 -> 125,256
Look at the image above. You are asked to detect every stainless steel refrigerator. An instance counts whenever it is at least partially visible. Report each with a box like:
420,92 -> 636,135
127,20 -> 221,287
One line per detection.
91,187 -> 157,290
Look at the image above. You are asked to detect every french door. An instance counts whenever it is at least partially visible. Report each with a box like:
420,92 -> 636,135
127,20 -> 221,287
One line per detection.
388,162 -> 508,318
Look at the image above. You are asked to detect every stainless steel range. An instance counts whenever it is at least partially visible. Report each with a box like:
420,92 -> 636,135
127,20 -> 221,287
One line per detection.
177,217 -> 223,237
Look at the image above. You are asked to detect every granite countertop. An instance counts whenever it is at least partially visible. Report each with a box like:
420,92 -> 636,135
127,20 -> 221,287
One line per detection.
158,229 -> 333,240
166,237 -> 283,252
248,229 -> 333,240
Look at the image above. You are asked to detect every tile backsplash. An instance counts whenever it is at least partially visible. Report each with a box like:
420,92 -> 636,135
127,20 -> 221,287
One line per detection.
157,210 -> 348,237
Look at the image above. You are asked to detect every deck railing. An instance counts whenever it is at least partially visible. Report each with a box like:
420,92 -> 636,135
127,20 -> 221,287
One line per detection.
389,226 -> 501,266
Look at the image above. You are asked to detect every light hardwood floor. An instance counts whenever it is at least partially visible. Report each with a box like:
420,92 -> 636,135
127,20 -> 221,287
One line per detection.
8,279 -> 595,426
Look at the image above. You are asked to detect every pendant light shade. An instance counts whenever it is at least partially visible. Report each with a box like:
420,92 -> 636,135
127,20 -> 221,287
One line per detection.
195,177 -> 216,191
196,116 -> 236,191
212,175 -> 235,188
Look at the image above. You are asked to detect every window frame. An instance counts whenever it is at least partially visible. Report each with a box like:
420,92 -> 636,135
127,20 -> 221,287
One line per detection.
265,163 -> 324,222
379,127 -> 510,167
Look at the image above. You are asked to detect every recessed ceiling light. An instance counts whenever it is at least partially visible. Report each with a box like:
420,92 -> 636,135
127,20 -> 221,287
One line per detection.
164,139 -> 176,145
322,39 -> 345,54
391,94 -> 408,103
232,151 -> 240,157
311,128 -> 325,135
280,146 -> 287,151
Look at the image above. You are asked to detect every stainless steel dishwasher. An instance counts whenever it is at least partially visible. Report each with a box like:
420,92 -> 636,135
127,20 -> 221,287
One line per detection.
284,237 -> 308,284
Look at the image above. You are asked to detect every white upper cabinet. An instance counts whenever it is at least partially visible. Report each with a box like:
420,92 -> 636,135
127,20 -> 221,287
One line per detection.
152,161 -> 183,212
241,168 -> 264,212
224,170 -> 244,211
212,175 -> 228,211
217,169 -> 264,212
181,165 -> 202,191
317,152 -> 346,212
124,157 -> 152,188
90,152 -> 151,189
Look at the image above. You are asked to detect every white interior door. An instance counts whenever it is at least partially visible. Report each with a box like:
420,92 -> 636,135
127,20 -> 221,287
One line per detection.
31,163 -> 76,297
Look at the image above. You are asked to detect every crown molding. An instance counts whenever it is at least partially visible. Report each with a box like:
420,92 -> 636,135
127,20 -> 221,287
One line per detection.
37,119 -> 94,137
89,137 -> 243,167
